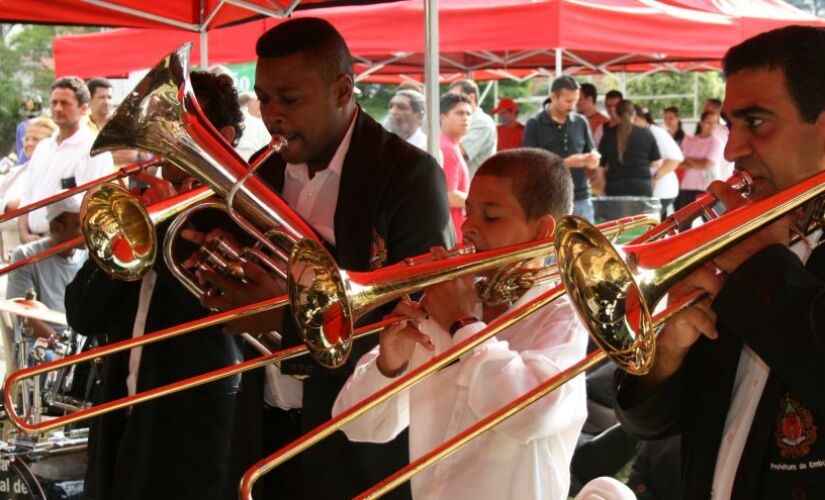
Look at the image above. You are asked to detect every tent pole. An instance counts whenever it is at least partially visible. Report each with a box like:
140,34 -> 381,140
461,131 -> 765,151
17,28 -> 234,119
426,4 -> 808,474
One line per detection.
200,30 -> 209,68
425,0 -> 441,160
555,47 -> 562,77
200,0 -> 209,68
693,71 -> 699,120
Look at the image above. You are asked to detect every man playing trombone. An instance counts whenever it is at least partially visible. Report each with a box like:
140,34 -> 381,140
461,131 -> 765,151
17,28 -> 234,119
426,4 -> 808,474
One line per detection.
333,148 -> 590,499
615,26 -> 825,499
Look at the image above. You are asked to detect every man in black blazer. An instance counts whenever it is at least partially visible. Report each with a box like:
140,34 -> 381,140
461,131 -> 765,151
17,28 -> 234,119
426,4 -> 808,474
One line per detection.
66,72 -> 246,500
615,26 -> 825,499
201,18 -> 453,500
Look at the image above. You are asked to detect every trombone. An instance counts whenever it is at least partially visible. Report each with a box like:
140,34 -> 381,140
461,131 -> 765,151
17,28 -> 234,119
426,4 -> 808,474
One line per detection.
0,157 -> 162,230
238,172 -> 757,498
354,291 -> 707,499
2,216 -> 655,433
554,168 -> 825,374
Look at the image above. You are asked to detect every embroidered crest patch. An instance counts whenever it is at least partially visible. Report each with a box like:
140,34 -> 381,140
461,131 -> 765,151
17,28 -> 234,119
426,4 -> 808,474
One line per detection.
775,393 -> 818,458
369,229 -> 387,270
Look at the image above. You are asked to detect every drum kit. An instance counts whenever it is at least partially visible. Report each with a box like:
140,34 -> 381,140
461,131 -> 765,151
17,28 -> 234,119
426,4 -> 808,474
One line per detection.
0,295 -> 88,499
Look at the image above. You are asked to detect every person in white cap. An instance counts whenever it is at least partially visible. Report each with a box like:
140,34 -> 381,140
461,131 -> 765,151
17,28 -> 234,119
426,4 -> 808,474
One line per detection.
6,193 -> 87,345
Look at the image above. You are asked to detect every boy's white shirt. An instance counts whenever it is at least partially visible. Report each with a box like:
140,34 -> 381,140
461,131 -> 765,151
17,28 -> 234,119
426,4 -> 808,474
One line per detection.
333,283 -> 589,500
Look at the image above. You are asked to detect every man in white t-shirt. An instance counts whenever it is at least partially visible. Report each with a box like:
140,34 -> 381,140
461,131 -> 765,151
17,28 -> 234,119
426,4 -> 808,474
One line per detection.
18,76 -> 112,243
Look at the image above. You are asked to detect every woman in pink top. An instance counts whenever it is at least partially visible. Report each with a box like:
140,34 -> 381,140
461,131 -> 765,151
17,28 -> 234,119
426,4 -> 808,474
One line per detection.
438,93 -> 472,241
674,111 -> 725,211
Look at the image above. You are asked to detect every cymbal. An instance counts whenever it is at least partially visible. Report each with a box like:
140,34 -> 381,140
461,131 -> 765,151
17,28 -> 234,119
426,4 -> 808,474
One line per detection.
0,299 -> 67,326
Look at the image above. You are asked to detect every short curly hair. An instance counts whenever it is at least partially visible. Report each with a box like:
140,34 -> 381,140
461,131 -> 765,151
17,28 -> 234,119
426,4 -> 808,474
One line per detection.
724,25 -> 825,124
476,148 -> 573,220
189,71 -> 244,146
51,76 -> 90,105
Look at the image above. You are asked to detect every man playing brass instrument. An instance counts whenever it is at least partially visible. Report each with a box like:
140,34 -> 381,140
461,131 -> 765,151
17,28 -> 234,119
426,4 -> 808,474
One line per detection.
615,26 -> 825,499
192,18 -> 453,500
66,71 -> 245,500
333,149 -> 590,500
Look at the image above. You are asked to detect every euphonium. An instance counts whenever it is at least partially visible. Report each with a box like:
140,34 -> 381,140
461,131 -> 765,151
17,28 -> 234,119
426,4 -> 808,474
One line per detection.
89,42 -> 320,287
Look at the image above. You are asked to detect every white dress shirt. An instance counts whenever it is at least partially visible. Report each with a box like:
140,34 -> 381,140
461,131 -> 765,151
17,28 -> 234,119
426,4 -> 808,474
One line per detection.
262,110 -> 358,409
333,285 -> 589,500
21,126 -> 112,234
127,269 -> 158,397
235,109 -> 272,161
648,124 -> 683,200
407,128 -> 427,152
710,230 -> 822,499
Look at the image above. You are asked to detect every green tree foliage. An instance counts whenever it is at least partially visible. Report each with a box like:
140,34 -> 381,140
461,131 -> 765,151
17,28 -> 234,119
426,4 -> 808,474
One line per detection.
623,71 -> 725,120
0,24 -> 101,158
357,83 -> 396,122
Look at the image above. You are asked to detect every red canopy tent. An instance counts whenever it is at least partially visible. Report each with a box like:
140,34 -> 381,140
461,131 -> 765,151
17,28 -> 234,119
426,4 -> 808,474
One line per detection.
658,0 -> 825,37
0,0 -> 398,30
53,0 -> 747,79
2,0 -> 402,68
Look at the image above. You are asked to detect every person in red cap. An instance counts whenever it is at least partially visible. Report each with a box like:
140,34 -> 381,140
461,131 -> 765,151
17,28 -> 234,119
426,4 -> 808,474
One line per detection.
492,97 -> 524,152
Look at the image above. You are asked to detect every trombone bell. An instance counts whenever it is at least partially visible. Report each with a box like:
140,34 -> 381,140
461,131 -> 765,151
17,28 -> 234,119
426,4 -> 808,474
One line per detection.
288,238 -> 354,369
554,216 -> 655,374
82,184 -> 156,281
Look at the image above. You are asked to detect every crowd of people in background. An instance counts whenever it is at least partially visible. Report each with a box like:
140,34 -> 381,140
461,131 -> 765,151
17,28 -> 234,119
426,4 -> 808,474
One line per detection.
375,72 -> 730,238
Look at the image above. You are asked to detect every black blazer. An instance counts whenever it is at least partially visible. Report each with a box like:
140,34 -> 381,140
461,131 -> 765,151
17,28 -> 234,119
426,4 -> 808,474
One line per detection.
616,243 -> 825,500
66,221 -> 242,500
229,108 -> 454,500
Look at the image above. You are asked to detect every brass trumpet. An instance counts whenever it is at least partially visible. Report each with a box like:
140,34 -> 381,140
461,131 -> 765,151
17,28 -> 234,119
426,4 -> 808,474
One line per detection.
81,183 -> 214,280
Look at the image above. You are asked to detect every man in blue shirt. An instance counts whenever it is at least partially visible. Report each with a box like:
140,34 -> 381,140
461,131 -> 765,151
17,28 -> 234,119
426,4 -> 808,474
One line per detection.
523,76 -> 600,221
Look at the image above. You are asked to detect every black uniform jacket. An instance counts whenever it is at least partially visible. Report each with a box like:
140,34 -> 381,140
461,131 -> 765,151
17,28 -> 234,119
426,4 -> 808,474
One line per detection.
228,108 -> 454,500
66,220 -> 242,500
617,243 -> 825,500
